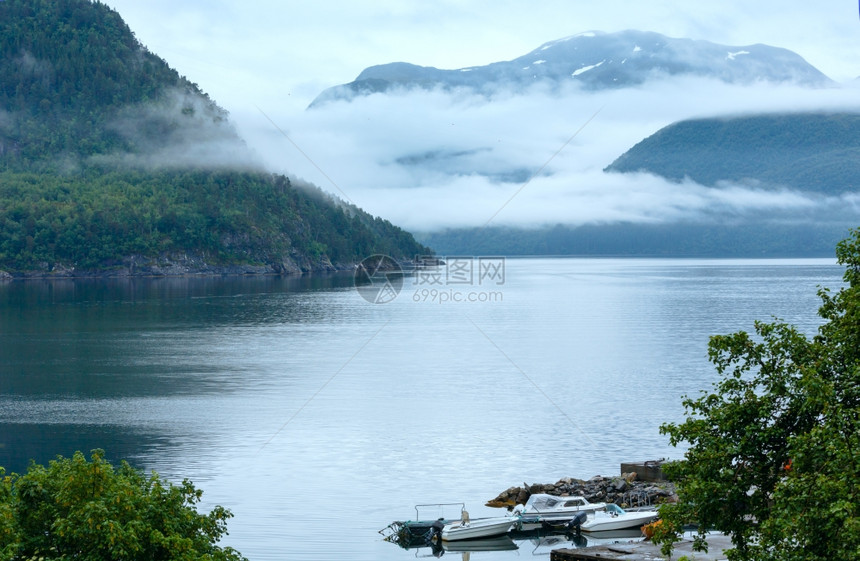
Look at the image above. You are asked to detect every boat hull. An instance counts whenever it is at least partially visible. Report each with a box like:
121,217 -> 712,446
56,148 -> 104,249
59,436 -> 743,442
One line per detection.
441,517 -> 515,541
580,511 -> 658,532
516,508 -> 605,530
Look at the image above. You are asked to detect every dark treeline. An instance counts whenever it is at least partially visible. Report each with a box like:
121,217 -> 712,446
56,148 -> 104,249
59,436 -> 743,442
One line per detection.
0,169 -> 428,270
421,222 -> 854,257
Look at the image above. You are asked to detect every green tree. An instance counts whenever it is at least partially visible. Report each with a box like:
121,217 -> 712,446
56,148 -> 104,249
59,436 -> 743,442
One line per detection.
657,231 -> 860,560
0,470 -> 15,560
1,449 -> 246,561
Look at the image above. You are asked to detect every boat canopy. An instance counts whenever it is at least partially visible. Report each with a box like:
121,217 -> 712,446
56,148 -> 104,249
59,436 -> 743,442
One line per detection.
524,494 -> 591,511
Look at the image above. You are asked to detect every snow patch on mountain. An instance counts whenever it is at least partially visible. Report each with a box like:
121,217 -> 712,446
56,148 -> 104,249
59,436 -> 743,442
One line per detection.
572,60 -> 605,77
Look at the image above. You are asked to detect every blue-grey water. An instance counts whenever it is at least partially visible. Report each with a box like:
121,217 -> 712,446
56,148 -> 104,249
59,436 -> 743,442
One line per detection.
0,258 -> 843,559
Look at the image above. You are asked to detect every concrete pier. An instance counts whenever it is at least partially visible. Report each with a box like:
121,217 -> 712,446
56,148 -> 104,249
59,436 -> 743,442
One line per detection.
550,533 -> 732,560
620,460 -> 668,483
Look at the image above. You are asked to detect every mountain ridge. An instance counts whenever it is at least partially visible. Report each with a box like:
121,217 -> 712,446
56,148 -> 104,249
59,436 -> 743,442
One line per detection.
310,29 -> 832,107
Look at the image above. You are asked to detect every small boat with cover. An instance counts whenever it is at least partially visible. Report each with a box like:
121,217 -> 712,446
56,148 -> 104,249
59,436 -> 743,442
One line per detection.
513,494 -> 607,528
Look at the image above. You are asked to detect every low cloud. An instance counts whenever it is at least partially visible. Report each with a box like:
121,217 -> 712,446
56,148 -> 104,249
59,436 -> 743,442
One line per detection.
90,88 -> 264,171
232,76 -> 860,231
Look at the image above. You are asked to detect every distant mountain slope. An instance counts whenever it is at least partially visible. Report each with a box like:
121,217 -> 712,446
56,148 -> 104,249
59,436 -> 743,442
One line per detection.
310,30 -> 831,107
0,0 -> 429,276
605,112 -> 860,193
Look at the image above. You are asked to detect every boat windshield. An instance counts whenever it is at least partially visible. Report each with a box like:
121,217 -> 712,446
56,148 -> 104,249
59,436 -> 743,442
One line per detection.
562,498 -> 586,508
606,503 -> 626,515
526,495 -> 561,512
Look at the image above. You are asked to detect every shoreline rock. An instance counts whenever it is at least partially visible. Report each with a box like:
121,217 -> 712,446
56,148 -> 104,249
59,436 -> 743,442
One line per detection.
486,474 -> 677,509
0,251 -> 358,280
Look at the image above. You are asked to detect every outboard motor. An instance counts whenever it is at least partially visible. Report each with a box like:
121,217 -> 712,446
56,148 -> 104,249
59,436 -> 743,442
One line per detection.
427,518 -> 445,545
565,511 -> 587,537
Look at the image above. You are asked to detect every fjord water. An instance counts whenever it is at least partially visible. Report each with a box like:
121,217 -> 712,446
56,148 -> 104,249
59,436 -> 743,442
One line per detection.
0,258 -> 842,560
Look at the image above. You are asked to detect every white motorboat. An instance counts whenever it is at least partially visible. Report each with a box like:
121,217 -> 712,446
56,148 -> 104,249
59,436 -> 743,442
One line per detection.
580,503 -> 658,532
440,511 -> 516,541
514,494 -> 607,527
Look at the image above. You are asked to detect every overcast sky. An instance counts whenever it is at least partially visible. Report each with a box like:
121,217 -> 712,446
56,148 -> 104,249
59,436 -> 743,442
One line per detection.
100,1 -> 860,231
105,0 -> 858,109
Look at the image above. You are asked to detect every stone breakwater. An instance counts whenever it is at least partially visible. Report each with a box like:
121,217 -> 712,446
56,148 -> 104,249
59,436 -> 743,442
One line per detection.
485,474 -> 677,509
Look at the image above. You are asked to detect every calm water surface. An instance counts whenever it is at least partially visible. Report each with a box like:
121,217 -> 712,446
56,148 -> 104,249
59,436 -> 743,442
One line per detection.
0,258 -> 843,560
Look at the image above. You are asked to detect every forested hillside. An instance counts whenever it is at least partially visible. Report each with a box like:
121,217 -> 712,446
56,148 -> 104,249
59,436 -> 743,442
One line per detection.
605,112 -> 860,193
0,0 -> 227,167
0,0 -> 429,275
0,170 -> 427,271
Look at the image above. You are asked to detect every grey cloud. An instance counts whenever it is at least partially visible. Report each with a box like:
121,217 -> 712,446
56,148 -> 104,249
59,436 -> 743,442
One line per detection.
235,75 -> 860,232
90,88 -> 263,171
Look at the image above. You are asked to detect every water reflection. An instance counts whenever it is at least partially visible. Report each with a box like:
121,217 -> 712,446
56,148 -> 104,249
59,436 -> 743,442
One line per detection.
0,274 -> 359,399
0,273 -> 357,303
384,528 -> 644,557
444,535 -> 519,553
0,273 -> 358,473
389,534 -> 519,557
0,422 -> 170,475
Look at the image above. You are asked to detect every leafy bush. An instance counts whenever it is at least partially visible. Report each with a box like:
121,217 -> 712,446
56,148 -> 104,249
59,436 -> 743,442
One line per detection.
0,450 -> 246,561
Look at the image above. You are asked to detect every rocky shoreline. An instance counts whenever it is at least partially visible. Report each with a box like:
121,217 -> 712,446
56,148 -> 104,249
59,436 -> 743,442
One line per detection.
486,474 -> 677,510
0,251 -> 353,280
